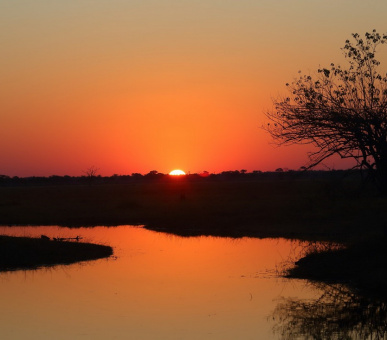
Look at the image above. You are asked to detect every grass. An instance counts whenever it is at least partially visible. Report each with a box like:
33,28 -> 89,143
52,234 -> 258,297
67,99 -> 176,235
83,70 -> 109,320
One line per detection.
0,235 -> 113,271
1,174 -> 387,287
0,175 -> 386,242
286,236 -> 387,296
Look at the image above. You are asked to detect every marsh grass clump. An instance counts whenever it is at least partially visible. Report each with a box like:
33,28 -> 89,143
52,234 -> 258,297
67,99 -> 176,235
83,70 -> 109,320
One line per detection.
287,236 -> 387,295
273,240 -> 342,278
0,236 -> 113,271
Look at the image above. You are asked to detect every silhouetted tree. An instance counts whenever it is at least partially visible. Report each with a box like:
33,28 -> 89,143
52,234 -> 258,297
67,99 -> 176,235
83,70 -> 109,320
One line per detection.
83,166 -> 99,178
265,30 -> 387,193
131,172 -> 143,179
145,170 -> 165,179
146,170 -> 158,176
83,166 -> 99,184
199,171 -> 210,177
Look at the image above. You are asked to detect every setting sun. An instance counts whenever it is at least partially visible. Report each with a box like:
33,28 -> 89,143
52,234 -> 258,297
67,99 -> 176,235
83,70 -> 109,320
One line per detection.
169,169 -> 186,176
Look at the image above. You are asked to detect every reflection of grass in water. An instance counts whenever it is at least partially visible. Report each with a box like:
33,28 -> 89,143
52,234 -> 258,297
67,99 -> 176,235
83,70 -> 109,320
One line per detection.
272,282 -> 387,340
0,236 -> 113,271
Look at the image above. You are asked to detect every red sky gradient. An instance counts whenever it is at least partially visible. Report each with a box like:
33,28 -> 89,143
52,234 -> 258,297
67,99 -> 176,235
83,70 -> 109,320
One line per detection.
1,1 -> 386,176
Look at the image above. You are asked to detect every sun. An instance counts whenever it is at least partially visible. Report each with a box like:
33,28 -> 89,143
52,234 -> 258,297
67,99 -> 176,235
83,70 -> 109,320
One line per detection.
169,169 -> 186,176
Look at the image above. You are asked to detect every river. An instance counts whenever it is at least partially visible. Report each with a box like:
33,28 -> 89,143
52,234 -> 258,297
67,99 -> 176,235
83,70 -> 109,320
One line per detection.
0,225 -> 340,339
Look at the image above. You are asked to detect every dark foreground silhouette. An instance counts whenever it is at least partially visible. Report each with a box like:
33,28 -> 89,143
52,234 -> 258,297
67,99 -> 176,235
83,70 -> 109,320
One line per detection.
1,172 -> 386,288
1,172 -> 385,241
286,236 -> 387,296
0,236 -> 113,271
272,282 -> 387,340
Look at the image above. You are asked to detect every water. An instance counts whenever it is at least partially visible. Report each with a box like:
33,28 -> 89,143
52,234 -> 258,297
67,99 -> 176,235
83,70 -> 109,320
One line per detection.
0,226 -> 327,339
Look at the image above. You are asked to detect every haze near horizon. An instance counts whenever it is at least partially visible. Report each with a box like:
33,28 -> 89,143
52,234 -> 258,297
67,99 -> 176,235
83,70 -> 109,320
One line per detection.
1,1 -> 386,176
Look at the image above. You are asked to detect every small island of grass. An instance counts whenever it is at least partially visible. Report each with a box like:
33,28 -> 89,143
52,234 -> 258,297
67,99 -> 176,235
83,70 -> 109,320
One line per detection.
286,236 -> 387,297
0,235 -> 113,272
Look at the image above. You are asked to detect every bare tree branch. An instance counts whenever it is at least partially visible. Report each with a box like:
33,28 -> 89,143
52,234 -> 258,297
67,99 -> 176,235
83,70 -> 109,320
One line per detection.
265,30 -> 387,193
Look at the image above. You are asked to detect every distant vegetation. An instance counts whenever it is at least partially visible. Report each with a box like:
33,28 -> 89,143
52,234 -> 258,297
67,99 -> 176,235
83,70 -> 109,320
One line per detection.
0,168 -> 372,186
1,170 -> 387,290
0,169 -> 384,241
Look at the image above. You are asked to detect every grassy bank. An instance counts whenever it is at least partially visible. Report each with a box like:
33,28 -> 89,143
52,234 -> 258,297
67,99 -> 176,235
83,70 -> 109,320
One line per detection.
0,175 -> 386,241
0,236 -> 113,271
286,236 -> 387,296
1,175 -> 386,287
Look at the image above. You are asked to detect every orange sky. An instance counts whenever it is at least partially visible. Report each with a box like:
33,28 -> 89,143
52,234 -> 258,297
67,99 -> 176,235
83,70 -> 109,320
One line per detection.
1,1 -> 386,176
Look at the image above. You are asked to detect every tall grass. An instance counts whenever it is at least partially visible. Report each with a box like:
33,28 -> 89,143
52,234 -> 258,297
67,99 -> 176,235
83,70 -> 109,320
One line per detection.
0,176 -> 386,241
0,236 -> 113,271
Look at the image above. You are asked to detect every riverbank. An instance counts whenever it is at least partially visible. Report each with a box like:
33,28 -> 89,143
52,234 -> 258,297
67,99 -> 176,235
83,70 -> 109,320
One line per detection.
0,235 -> 113,271
286,236 -> 387,296
1,175 -> 387,287
0,175 -> 386,242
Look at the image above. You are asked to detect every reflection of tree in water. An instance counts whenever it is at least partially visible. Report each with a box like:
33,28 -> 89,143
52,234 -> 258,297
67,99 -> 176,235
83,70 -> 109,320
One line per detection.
272,283 -> 387,340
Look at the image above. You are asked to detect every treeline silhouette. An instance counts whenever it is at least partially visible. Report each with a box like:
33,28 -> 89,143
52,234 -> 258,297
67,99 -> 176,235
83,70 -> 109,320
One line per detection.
0,169 -> 358,186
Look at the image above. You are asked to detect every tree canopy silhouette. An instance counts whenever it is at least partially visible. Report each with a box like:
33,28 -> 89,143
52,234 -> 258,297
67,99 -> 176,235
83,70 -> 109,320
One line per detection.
266,30 -> 387,193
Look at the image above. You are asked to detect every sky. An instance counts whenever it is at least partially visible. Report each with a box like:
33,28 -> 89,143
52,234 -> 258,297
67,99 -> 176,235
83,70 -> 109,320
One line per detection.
1,0 -> 387,176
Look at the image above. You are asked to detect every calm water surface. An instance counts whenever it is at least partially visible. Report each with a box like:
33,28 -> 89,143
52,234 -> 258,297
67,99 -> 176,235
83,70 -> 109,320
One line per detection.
0,226 -> 321,339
